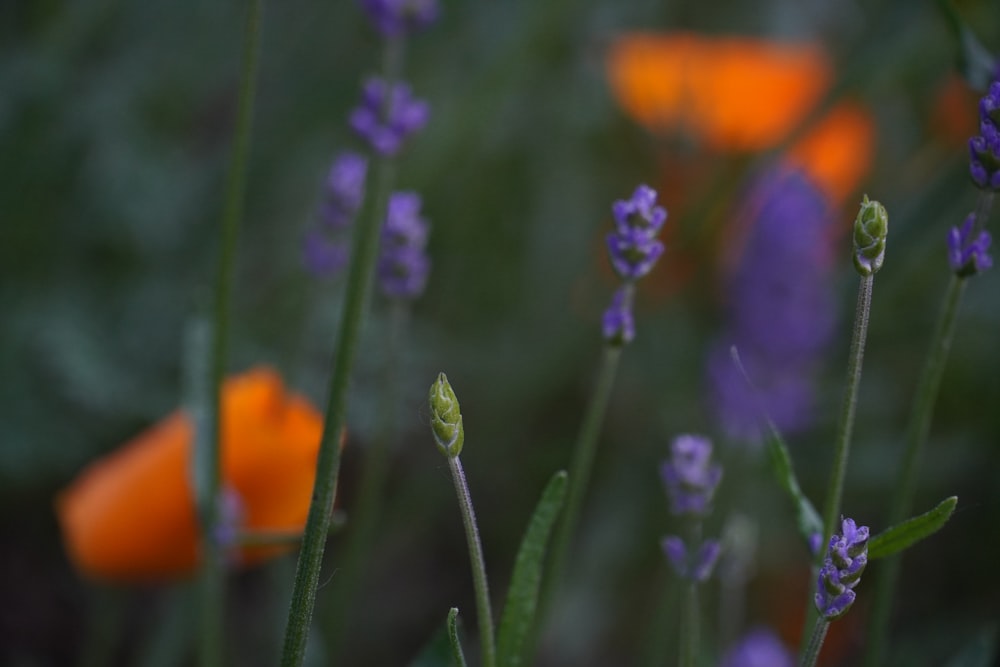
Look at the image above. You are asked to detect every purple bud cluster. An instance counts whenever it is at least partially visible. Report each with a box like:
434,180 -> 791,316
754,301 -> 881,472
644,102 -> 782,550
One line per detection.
718,628 -> 795,667
815,518 -> 868,620
660,435 -> 723,583
360,0 -> 439,37
378,192 -> 431,298
303,152 -> 369,278
350,78 -> 430,156
969,80 -> 1000,191
948,213 -> 993,276
707,168 -> 837,443
601,184 -> 668,345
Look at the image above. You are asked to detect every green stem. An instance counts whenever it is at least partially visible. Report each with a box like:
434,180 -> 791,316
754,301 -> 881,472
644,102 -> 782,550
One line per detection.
325,299 -> 409,652
819,273 -> 874,556
863,274 -> 967,666
448,456 -> 497,667
279,37 -> 404,666
680,582 -> 700,667
198,1 -> 263,664
540,343 -> 623,620
800,618 -> 830,667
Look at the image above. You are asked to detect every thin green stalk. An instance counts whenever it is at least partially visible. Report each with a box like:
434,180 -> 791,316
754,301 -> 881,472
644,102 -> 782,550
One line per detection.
325,299 -> 409,652
819,273 -> 874,556
800,619 -> 830,667
448,456 -> 497,667
540,343 -> 623,619
197,1 -> 264,664
680,582 -> 699,667
863,274 -> 967,666
280,38 -> 404,664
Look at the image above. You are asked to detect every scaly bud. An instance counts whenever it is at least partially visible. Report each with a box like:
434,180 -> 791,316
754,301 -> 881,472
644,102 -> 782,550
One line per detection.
852,195 -> 888,276
429,373 -> 464,457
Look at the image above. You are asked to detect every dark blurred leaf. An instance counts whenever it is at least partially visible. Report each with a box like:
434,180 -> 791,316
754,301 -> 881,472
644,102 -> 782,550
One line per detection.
945,625 -> 998,667
936,0 -> 997,89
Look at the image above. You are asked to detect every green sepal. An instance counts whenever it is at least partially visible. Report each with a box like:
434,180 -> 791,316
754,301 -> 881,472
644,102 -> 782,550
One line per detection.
496,471 -> 568,667
764,426 -> 823,551
936,0 -> 997,91
869,496 -> 958,560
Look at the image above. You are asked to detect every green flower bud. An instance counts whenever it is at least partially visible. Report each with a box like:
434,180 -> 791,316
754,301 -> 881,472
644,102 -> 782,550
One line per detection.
429,372 -> 464,457
853,195 -> 888,276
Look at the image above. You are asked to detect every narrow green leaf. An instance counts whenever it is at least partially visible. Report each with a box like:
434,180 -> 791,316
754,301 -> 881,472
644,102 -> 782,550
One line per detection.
869,496 -> 958,560
496,471 -> 568,667
764,423 -> 823,547
447,608 -> 468,667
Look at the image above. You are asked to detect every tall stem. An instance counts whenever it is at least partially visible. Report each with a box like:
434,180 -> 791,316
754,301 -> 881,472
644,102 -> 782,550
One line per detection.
325,300 -> 409,653
819,274 -> 873,555
680,582 -> 700,667
800,619 -> 830,667
448,456 -> 497,667
279,37 -> 404,666
198,1 -> 263,664
541,344 -> 623,618
862,274 -> 966,666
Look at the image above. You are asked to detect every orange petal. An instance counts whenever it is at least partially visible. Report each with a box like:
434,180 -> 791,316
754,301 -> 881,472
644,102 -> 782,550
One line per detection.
786,101 -> 874,206
56,366 -> 325,582
606,32 -> 832,151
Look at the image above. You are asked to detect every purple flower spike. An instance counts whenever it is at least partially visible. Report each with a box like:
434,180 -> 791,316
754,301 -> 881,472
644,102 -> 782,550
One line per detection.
360,0 -> 439,37
969,80 -> 1000,191
815,517 -> 869,620
602,286 -> 635,345
303,227 -> 350,278
606,184 -> 668,281
319,151 -> 368,229
948,213 -> 993,276
378,191 -> 431,299
661,536 -> 721,582
719,627 -> 795,667
660,434 -> 723,517
350,78 -> 429,156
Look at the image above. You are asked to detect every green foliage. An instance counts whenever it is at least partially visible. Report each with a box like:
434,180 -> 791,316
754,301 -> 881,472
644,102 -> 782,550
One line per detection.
496,471 -> 568,667
869,496 -> 958,560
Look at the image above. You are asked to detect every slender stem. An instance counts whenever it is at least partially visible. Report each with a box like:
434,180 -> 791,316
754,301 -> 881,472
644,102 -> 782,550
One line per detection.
448,456 -> 497,667
198,1 -> 263,664
819,273 -> 874,556
800,618 -> 830,667
325,299 -> 409,652
862,274 -> 967,666
279,40 -> 404,665
679,582 -> 700,667
447,608 -> 469,667
540,344 -> 624,620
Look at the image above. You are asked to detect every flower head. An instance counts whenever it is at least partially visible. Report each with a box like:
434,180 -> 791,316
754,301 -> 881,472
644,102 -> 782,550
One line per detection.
970,80 -> 1000,191
56,368 -> 325,582
852,195 -> 888,277
660,434 -> 722,516
606,184 -> 667,280
378,191 -> 431,299
350,78 -> 429,156
318,151 -> 368,229
662,535 -> 721,582
948,213 -> 993,276
815,517 -> 869,620
707,168 -> 837,443
360,0 -> 439,37
429,373 -> 464,457
601,286 -> 635,345
719,627 -> 795,667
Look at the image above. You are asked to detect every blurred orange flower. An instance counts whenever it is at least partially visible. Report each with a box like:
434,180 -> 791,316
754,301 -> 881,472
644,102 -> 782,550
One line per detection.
56,367 -> 325,582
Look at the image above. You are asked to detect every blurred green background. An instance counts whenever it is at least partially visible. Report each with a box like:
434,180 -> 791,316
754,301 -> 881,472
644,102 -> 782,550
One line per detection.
2,0 -> 1000,665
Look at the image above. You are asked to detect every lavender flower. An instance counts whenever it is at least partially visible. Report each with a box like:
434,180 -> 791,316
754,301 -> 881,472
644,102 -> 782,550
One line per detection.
815,517 -> 869,620
350,78 -> 429,156
970,80 -> 1000,191
707,168 -> 837,443
606,184 -> 667,281
360,0 -> 439,37
718,628 -> 794,667
601,286 -> 635,345
948,213 -> 993,276
660,434 -> 723,517
378,191 -> 430,298
662,535 -> 722,582
303,152 -> 369,277
852,195 -> 888,277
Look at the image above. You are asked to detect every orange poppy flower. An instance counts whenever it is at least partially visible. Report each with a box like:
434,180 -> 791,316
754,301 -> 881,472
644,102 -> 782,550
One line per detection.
56,367 -> 327,582
606,32 -> 832,152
